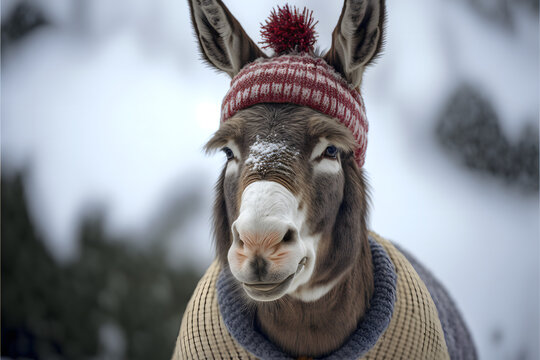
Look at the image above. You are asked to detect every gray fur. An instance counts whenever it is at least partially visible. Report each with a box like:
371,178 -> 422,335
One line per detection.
206,104 -> 374,356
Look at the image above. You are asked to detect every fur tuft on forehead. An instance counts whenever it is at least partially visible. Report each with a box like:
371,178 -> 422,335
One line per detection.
221,54 -> 369,167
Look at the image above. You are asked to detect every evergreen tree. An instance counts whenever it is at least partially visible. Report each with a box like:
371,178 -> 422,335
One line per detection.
2,173 -> 201,359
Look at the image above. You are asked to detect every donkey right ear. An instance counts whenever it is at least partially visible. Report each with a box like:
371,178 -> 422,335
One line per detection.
323,0 -> 386,88
188,0 -> 266,78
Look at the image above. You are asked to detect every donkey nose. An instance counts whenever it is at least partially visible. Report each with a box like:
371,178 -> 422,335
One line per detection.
232,219 -> 297,254
251,255 -> 268,281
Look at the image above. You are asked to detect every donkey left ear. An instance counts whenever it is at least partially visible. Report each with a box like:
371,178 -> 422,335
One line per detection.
324,0 -> 386,88
188,0 -> 266,78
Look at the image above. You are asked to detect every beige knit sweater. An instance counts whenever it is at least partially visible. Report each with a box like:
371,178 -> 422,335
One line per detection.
172,233 -> 450,360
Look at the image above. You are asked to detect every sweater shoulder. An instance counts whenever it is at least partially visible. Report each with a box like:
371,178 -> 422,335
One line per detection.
365,231 -> 451,360
172,261 -> 256,360
370,231 -> 477,360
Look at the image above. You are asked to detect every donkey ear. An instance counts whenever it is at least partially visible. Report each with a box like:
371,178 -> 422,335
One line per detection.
188,0 -> 266,78
323,0 -> 386,88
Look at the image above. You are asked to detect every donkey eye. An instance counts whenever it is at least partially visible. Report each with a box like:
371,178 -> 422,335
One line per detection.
324,145 -> 338,159
222,147 -> 235,161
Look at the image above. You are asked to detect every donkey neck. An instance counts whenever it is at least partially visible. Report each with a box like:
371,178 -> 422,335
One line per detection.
254,238 -> 374,358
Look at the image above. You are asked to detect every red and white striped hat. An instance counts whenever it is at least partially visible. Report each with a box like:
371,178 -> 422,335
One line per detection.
220,7 -> 369,167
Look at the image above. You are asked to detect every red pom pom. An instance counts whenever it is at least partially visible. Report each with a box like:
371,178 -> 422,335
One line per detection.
260,4 -> 318,54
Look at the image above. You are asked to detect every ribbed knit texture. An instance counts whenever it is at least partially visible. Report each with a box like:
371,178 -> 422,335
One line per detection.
172,233 -> 461,360
396,244 -> 478,360
221,54 -> 368,167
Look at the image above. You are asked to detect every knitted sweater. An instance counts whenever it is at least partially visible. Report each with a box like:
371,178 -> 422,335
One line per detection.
172,233 -> 476,360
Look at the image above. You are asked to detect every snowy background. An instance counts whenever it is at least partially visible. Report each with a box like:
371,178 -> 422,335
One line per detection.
2,0 -> 539,359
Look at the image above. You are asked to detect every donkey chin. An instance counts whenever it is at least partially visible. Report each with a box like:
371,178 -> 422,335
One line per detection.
227,181 -> 317,302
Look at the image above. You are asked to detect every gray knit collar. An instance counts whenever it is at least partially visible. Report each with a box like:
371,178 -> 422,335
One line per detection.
216,236 -> 397,360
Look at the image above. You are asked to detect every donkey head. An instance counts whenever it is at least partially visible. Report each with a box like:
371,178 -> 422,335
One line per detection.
189,0 -> 386,303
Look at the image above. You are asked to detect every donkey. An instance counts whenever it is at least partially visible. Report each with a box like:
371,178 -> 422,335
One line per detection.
173,0 -> 477,359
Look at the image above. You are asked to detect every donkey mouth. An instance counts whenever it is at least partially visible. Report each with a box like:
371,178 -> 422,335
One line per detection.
243,273 -> 294,292
242,257 -> 307,299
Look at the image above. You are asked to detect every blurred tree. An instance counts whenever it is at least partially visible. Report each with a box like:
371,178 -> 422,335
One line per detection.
1,2 -> 48,53
436,83 -> 539,192
461,0 -> 538,29
1,172 -> 82,359
1,173 -> 201,360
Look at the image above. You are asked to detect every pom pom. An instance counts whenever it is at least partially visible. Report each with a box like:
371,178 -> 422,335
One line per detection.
260,4 -> 318,54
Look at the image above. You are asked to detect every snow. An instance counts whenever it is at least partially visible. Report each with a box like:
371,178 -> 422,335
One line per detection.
1,0 -> 538,358
1,28 -> 225,260
246,137 -> 299,172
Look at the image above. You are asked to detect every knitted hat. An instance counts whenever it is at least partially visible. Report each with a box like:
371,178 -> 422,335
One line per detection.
220,6 -> 369,167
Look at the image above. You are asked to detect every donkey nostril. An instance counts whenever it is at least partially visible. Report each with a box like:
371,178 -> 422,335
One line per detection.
282,229 -> 296,243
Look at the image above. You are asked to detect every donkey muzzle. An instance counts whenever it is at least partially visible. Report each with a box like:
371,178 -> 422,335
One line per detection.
228,181 -> 309,301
